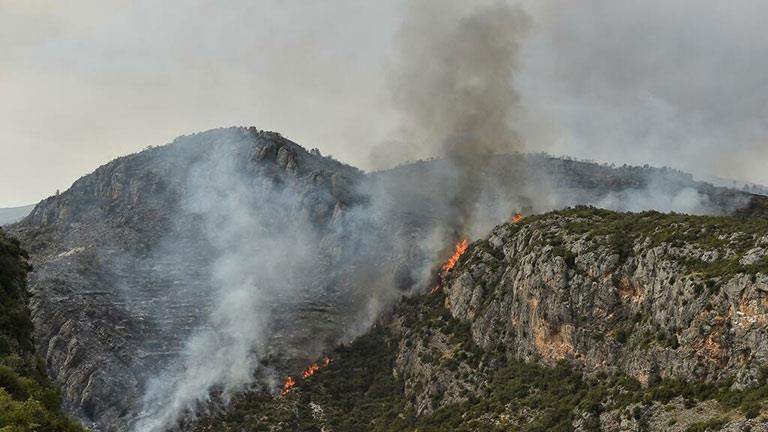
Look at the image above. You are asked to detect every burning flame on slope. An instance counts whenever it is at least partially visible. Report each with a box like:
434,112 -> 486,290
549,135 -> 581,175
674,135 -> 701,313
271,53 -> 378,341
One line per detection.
302,356 -> 331,379
431,239 -> 470,294
281,376 -> 296,396
440,239 -> 469,273
281,356 -> 332,397
511,212 -> 524,224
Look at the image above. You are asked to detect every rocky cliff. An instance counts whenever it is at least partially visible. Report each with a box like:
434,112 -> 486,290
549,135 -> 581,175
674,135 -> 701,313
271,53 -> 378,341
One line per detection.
196,208 -> 768,432
8,127 -> 768,431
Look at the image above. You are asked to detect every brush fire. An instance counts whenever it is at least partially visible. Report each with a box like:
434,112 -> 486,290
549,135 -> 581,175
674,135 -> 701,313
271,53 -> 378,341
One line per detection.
281,376 -> 296,396
281,356 -> 332,396
441,239 -> 469,273
511,212 -> 524,224
302,356 -> 331,379
431,239 -> 470,294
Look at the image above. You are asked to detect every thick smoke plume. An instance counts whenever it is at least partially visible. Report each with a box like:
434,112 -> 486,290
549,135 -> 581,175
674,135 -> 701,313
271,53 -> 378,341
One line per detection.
387,0 -> 532,236
127,3 -> 752,431
133,142 -> 324,431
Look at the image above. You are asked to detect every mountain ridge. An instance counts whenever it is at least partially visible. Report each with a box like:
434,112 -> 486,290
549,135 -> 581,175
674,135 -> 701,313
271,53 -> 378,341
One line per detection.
0,205 -> 34,227
7,127 -> 768,431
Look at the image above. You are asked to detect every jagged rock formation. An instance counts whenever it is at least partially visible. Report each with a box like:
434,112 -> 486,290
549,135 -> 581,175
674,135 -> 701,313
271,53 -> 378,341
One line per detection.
443,208 -> 768,385
8,127 -> 768,431
197,208 -> 768,431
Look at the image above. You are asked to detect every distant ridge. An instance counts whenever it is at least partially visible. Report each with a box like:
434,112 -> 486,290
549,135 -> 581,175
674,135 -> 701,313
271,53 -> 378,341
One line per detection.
0,204 -> 34,226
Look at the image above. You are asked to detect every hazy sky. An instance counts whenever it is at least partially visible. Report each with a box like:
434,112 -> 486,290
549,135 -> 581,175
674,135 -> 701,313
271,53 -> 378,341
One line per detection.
1,0 -> 767,206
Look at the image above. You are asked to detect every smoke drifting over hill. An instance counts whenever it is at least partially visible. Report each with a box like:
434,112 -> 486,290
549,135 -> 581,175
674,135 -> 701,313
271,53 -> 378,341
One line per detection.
388,1 -> 530,162
3,1 -> 768,207
9,2 -> 768,432
126,4 -> 764,430
133,144 -> 320,430
130,6 -> 536,428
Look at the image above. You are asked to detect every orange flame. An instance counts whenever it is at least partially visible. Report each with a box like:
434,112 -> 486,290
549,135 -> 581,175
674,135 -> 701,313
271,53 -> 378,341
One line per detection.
511,212 -> 524,224
302,356 -> 331,379
281,376 -> 296,396
281,356 -> 332,396
440,239 -> 469,273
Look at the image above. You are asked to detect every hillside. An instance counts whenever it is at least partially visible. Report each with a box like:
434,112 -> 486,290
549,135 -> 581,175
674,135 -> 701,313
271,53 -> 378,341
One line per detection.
0,228 -> 84,431
196,208 -> 768,432
11,128 -> 366,431
8,128 -> 768,431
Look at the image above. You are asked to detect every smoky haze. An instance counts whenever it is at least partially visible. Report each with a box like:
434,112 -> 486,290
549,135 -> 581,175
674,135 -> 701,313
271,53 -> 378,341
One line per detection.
2,1 -> 768,207
4,1 -> 768,431
131,2 -> 756,424
131,4 -> 536,429
132,142 -> 319,431
387,1 -> 530,162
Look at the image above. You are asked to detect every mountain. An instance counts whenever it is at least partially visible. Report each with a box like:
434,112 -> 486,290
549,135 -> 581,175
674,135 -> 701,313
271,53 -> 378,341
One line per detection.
0,205 -> 34,226
10,128 -> 366,431
196,208 -> 768,431
7,127 -> 768,431
0,227 -> 84,431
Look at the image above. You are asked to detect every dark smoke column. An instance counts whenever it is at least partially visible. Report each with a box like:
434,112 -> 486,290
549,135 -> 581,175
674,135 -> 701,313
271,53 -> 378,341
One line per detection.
388,0 -> 532,236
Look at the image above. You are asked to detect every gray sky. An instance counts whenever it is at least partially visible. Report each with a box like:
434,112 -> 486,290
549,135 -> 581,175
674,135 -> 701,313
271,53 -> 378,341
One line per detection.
1,0 -> 767,206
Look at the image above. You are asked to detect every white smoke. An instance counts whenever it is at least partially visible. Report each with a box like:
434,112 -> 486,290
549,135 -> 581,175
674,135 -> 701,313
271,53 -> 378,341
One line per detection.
133,142 -> 320,431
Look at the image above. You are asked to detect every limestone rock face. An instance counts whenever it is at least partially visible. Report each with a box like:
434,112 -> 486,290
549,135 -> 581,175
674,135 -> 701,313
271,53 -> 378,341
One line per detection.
443,213 -> 768,380
391,209 -> 768,426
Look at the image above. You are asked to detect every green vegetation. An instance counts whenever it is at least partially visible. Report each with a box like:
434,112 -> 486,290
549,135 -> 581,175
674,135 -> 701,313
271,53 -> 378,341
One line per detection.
200,291 -> 768,431
521,206 -> 768,279
684,417 -> 728,432
0,229 -> 84,432
199,207 -> 768,431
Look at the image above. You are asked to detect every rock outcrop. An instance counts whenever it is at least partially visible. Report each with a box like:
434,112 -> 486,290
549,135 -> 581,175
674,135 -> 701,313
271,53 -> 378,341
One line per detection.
8,127 -> 768,431
443,209 -> 768,385
197,208 -> 768,431
395,209 -> 768,430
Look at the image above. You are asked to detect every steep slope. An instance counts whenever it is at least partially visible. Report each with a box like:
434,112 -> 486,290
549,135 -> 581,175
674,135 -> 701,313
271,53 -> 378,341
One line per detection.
0,228 -> 84,431
197,208 -> 768,432
11,128 -> 366,431
9,127 -> 768,430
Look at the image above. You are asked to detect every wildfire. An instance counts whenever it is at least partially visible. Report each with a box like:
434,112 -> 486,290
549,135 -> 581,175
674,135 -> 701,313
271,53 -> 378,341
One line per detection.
511,212 -> 524,224
281,355 -> 332,396
281,376 -> 296,396
302,356 -> 331,379
440,239 -> 469,273
431,239 -> 470,295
